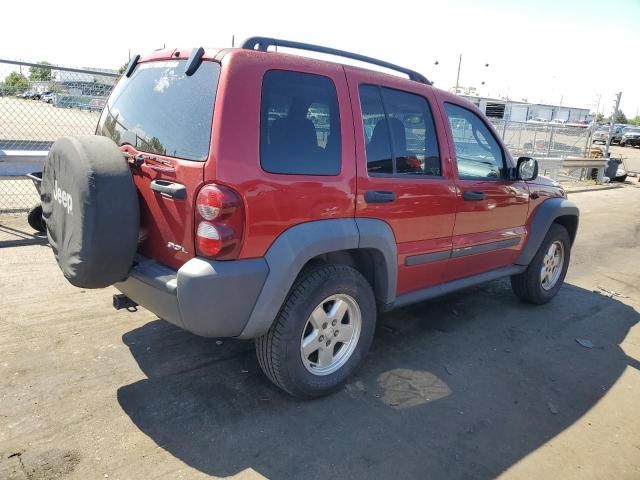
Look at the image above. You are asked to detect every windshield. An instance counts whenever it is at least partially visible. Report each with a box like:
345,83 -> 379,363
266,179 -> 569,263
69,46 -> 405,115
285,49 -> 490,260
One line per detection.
97,60 -> 220,161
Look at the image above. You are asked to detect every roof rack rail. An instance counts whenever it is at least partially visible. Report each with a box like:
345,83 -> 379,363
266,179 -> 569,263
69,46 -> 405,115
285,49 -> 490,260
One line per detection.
241,36 -> 431,85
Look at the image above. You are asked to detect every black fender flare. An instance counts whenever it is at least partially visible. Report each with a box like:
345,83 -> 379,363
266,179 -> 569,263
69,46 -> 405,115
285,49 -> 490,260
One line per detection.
355,218 -> 397,307
238,218 -> 397,339
515,197 -> 579,266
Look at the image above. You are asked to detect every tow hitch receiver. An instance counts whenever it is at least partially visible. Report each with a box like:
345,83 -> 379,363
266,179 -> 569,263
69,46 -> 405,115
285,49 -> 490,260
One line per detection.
113,293 -> 138,311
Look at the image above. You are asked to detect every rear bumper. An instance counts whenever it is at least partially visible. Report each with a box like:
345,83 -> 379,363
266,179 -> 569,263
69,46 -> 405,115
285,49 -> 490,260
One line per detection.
115,255 -> 269,337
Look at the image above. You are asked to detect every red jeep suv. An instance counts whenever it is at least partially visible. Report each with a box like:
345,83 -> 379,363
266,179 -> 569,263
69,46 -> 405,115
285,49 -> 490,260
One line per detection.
41,38 -> 578,398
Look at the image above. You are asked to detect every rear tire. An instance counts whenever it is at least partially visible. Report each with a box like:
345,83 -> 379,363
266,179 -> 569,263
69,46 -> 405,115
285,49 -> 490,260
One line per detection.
255,264 -> 376,398
511,223 -> 571,305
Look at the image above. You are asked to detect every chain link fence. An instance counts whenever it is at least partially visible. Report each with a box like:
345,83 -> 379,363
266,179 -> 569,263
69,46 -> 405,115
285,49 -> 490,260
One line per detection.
487,118 -> 597,181
0,60 -> 118,213
488,119 -> 592,158
2,60 -> 599,215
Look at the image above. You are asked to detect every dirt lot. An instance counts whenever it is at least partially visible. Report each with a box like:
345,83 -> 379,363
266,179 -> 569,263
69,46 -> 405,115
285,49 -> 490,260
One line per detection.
1,185 -> 639,480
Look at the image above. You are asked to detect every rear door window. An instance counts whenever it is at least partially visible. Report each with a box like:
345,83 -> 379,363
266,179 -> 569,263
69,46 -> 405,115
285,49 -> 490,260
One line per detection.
97,60 -> 220,161
260,70 -> 341,175
359,85 -> 441,176
359,85 -> 393,174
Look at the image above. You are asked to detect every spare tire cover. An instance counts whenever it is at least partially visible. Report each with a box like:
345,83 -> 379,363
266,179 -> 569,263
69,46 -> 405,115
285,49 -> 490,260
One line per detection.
41,135 -> 139,288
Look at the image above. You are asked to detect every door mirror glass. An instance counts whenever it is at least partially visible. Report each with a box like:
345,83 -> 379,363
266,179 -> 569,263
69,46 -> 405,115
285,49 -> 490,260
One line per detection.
517,157 -> 538,181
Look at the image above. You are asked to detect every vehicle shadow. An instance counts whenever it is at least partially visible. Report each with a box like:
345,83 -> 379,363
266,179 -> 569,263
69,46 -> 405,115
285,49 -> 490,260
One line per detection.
0,215 -> 48,248
117,279 -> 639,479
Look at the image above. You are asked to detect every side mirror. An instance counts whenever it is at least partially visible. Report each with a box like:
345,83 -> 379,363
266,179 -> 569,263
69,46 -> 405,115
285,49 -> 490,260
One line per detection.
517,157 -> 538,181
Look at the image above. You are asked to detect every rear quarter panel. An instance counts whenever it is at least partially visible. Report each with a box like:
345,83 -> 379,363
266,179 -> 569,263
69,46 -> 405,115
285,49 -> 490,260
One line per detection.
209,50 -> 357,258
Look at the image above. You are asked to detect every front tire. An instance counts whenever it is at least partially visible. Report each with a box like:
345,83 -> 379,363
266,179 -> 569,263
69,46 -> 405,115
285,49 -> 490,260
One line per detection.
255,264 -> 376,398
511,223 -> 571,304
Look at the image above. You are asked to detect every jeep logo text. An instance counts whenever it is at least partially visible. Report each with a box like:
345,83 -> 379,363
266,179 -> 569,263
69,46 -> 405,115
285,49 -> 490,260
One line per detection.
53,179 -> 73,215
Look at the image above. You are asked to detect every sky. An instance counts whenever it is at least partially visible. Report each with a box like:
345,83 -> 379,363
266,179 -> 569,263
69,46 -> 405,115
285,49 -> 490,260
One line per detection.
1,0 -> 639,117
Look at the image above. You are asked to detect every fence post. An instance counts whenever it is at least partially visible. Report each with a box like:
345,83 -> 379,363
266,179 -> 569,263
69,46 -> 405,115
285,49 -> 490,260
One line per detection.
546,125 -> 554,157
500,104 -> 511,141
583,131 -> 590,157
517,123 -> 523,152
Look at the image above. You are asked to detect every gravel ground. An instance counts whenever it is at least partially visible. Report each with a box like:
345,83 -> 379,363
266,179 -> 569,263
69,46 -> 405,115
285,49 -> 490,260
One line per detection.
0,185 -> 639,480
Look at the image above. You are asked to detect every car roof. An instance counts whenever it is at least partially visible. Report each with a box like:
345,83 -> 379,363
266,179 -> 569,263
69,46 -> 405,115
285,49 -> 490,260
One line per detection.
138,46 -> 438,96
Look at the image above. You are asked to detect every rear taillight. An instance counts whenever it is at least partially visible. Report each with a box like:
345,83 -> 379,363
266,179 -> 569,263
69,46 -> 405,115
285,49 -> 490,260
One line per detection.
195,184 -> 243,259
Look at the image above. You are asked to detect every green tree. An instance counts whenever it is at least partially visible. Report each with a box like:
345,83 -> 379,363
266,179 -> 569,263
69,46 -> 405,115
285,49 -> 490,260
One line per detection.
118,61 -> 130,75
29,61 -> 52,81
5,71 -> 29,90
146,136 -> 165,155
595,112 -> 604,122
632,116 -> 640,126
614,110 -> 628,124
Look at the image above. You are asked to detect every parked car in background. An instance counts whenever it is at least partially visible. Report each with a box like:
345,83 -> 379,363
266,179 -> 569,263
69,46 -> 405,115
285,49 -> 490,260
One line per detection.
88,97 -> 106,112
33,91 -> 51,101
549,119 -> 567,124
41,92 -> 56,104
592,128 -> 609,144
620,127 -> 640,147
610,125 -> 627,144
592,124 -> 628,145
527,117 -> 549,124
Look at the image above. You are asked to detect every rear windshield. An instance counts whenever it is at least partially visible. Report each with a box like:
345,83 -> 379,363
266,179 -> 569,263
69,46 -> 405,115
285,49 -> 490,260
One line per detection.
97,60 -> 220,161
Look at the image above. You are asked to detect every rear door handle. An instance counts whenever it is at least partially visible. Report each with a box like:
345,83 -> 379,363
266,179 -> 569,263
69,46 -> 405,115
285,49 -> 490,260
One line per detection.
150,179 -> 186,199
364,190 -> 397,204
462,190 -> 486,201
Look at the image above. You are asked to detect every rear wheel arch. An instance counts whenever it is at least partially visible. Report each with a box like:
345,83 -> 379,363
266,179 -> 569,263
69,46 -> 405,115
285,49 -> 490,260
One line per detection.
237,218 -> 397,339
303,247 -> 393,310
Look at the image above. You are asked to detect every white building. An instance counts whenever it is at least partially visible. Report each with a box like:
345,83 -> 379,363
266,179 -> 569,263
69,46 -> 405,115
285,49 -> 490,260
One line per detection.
461,95 -> 591,123
51,68 -> 118,84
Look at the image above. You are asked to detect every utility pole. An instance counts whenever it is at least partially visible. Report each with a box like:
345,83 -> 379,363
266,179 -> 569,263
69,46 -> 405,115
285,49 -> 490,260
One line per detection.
232,35 -> 235,47
558,94 -> 563,120
594,93 -> 601,123
454,54 -> 462,94
604,92 -> 622,158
